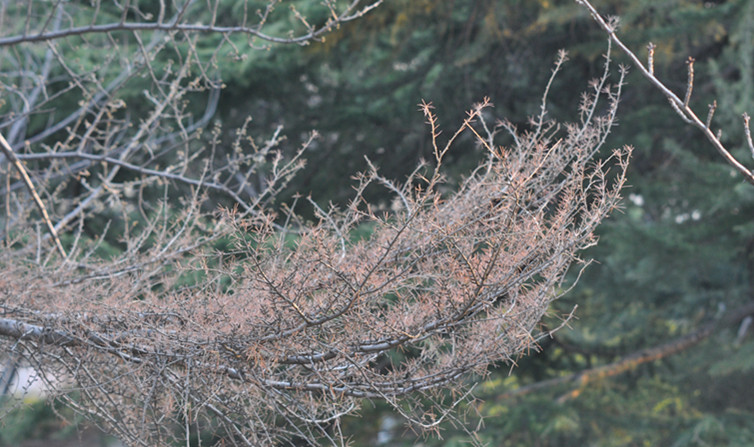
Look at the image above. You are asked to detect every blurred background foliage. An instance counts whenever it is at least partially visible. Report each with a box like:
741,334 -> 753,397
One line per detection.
3,0 -> 754,445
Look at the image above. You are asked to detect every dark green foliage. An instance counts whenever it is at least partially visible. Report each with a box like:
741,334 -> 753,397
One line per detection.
0,398 -> 88,446
215,0 -> 604,209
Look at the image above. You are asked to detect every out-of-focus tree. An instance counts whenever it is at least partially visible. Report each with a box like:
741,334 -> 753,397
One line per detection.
214,0 -> 604,207
0,1 -> 631,446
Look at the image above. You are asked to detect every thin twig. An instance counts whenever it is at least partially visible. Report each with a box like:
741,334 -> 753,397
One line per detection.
684,57 -> 695,107
0,1 -> 384,47
0,132 -> 66,258
744,113 -> 754,160
577,0 -> 754,185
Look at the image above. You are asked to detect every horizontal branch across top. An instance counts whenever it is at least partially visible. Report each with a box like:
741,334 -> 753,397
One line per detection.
0,0 -> 384,47
1,22 -> 322,46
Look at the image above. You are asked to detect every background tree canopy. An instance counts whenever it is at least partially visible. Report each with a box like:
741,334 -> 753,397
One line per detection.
1,0 -> 753,446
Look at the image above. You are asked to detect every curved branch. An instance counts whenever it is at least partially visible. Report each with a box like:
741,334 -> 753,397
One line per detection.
495,300 -> 754,402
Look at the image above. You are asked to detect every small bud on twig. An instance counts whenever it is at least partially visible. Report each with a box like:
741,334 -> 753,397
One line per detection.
684,57 -> 695,107
647,42 -> 655,76
743,113 -> 754,160
706,100 -> 717,129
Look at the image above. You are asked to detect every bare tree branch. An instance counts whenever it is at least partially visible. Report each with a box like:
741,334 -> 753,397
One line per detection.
0,0 -> 383,47
576,0 -> 754,185
0,132 -> 66,258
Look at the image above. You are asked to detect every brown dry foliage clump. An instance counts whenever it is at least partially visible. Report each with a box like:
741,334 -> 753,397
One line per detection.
0,1 -> 630,444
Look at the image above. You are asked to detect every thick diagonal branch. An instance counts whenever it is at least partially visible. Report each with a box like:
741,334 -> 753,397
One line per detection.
0,132 -> 66,258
